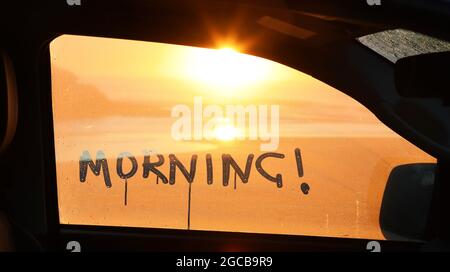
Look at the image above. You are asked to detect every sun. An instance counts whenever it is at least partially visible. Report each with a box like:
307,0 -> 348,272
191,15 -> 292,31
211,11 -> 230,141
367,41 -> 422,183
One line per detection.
186,47 -> 272,95
204,117 -> 241,142
214,123 -> 240,141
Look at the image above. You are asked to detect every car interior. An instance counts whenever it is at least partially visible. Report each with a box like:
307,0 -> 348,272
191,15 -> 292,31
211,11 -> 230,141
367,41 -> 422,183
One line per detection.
1,0 -> 450,252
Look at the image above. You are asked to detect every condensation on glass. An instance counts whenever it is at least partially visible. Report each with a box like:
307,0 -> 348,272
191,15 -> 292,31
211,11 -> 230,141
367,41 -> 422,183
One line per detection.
50,35 -> 435,240
358,28 -> 450,63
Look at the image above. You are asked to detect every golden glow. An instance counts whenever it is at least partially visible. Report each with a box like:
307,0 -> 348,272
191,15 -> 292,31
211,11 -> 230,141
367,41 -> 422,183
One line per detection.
186,47 -> 272,94
214,123 -> 240,141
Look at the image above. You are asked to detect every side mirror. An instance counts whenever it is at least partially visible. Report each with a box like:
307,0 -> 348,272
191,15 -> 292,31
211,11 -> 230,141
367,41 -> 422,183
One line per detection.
395,51 -> 450,104
393,52 -> 450,159
380,163 -> 436,241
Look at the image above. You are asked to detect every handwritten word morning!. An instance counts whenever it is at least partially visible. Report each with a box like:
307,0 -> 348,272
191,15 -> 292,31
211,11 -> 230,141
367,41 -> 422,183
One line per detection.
79,148 -> 305,189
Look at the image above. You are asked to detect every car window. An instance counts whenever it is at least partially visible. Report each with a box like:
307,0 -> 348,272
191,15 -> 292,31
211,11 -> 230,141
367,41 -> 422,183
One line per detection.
50,34 -> 435,240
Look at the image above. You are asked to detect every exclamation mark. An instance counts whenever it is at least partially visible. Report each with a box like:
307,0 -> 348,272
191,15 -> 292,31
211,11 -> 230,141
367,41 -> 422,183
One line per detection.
295,148 -> 310,195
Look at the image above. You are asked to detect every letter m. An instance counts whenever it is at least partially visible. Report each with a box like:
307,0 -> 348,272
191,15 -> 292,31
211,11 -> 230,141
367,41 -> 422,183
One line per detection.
79,150 -> 112,188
